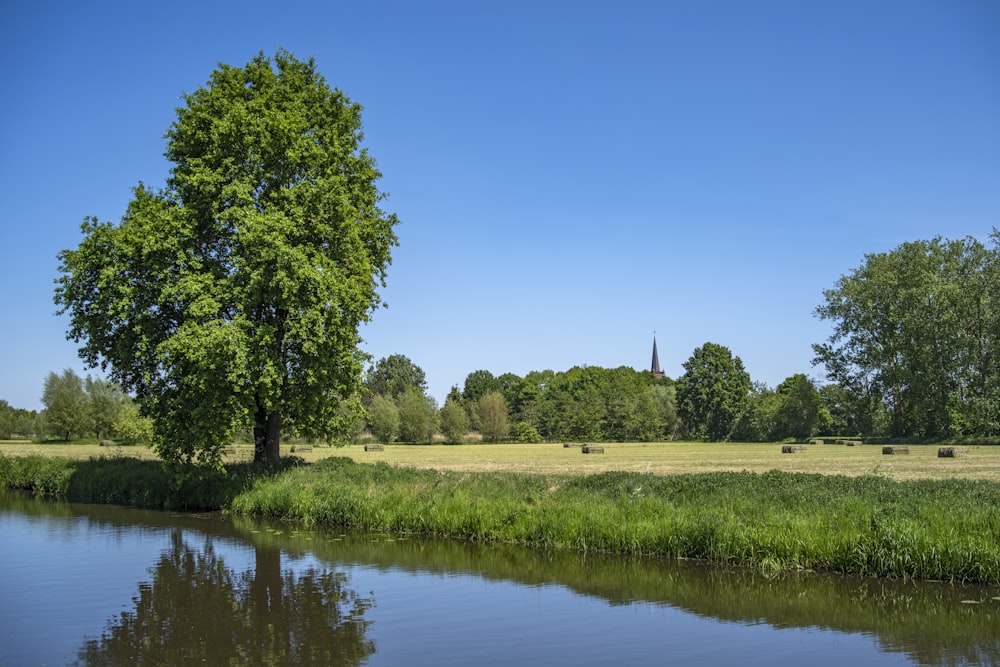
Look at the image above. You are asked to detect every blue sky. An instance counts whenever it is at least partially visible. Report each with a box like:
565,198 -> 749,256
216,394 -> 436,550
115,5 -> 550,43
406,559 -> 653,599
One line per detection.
2,1 -> 998,411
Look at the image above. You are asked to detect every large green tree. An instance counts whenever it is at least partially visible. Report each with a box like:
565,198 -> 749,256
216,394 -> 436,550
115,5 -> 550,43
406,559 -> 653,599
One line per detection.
814,234 -> 999,437
676,343 -> 751,441
55,51 -> 398,465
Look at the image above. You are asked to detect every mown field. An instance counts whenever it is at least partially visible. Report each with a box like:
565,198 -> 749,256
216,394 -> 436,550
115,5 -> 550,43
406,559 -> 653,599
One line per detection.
3,439 -> 998,481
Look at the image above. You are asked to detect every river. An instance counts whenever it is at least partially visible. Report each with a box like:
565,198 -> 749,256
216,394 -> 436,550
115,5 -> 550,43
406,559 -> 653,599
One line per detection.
0,490 -> 997,666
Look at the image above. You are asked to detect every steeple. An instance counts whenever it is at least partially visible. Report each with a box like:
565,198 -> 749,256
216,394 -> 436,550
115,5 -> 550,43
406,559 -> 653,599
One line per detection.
651,333 -> 664,379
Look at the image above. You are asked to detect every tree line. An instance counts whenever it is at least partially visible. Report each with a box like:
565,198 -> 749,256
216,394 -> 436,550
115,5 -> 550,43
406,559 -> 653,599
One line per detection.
357,350 -> 829,444
0,369 -> 153,443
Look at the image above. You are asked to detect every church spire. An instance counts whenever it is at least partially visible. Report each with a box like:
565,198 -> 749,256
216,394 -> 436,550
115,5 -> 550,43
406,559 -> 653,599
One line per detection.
651,333 -> 664,379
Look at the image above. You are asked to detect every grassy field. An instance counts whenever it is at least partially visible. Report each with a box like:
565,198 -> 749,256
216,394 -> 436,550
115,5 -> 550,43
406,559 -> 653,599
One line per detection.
3,439 -> 998,480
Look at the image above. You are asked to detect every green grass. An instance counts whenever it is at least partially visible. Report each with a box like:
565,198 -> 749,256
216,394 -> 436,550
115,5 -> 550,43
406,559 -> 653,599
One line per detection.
0,452 -> 300,510
3,450 -> 999,583
228,458 -> 1000,584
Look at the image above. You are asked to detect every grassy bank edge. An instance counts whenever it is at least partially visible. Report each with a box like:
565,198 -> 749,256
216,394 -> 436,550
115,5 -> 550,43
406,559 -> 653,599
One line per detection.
2,452 -> 998,585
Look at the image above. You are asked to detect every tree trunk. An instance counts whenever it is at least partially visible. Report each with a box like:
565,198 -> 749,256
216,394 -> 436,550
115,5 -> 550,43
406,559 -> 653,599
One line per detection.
250,545 -> 288,656
253,405 -> 282,463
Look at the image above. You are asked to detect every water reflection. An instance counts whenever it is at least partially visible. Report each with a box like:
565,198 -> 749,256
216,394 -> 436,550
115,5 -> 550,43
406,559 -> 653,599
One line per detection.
74,530 -> 374,666
2,491 -> 998,667
235,522 -> 999,667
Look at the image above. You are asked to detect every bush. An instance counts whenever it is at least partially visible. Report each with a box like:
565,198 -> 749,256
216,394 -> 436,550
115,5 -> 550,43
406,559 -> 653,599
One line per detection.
512,422 -> 543,443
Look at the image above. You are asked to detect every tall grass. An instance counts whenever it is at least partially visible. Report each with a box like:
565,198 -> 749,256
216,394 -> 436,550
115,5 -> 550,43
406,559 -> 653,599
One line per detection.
4,451 -> 998,583
0,452 -> 301,510
229,460 -> 1000,584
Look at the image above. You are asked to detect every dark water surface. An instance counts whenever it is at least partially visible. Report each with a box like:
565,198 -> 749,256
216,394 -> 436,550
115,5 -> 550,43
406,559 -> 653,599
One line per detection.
1,490 -> 997,666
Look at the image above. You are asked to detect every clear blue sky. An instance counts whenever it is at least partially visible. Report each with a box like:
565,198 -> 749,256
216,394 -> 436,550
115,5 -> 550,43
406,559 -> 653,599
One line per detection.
2,1 -> 998,411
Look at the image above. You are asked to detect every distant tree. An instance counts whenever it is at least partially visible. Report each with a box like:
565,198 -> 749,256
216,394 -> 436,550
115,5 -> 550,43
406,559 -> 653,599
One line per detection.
54,50 -> 398,466
495,373 -> 522,409
676,343 -> 751,441
513,370 -> 551,433
86,376 -> 127,440
397,389 -> 436,443
1,404 -> 38,438
510,421 -> 543,443
819,383 -> 885,437
112,399 -> 155,445
445,385 -> 463,404
368,395 -> 400,444
477,392 -> 509,442
772,374 -> 831,440
602,366 -> 666,441
438,398 -> 469,444
364,355 -> 427,400
537,366 -> 607,441
330,397 -> 367,443
650,384 -> 679,439
462,370 -> 500,404
16,410 -> 38,438
42,369 -> 90,441
730,382 -> 780,442
0,400 -> 14,439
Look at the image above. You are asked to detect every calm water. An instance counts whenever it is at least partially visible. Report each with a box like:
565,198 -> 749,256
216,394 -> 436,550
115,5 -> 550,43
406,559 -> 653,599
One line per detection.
1,490 -> 997,666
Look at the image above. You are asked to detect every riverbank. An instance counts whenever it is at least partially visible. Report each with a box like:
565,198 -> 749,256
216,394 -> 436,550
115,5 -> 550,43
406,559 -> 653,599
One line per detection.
2,452 -> 998,584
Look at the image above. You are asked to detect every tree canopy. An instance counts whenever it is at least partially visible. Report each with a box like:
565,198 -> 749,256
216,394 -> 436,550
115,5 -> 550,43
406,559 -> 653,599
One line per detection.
813,233 -> 1000,438
676,343 -> 750,441
55,50 -> 398,465
364,354 -> 427,400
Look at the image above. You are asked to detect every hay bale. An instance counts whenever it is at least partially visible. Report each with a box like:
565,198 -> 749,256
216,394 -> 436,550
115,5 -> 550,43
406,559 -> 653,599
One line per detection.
364,444 -> 385,452
581,445 -> 604,454
882,446 -> 909,455
99,440 -> 115,447
223,445 -> 237,455
290,444 -> 313,453
809,438 -> 825,445
781,445 -> 807,454
938,446 -> 970,458
563,442 -> 577,448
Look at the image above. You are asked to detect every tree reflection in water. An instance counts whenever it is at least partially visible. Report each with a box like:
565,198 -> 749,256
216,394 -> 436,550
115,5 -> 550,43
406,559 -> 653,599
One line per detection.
76,528 -> 374,666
